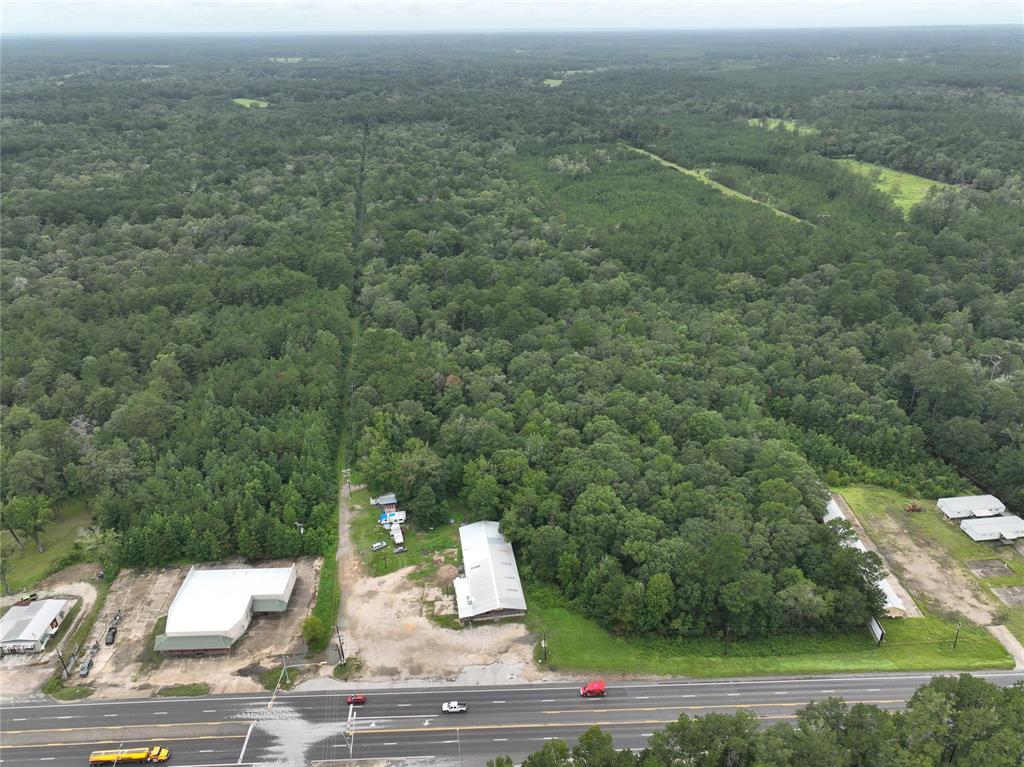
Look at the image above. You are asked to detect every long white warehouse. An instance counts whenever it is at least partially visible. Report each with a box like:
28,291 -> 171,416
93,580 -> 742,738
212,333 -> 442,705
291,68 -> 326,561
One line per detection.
0,599 -> 71,654
824,498 -> 907,618
453,521 -> 527,622
938,494 -> 1006,520
960,515 -> 1024,543
155,565 -> 297,653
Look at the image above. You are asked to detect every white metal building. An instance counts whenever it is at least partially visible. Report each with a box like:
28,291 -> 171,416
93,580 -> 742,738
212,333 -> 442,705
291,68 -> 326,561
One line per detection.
390,522 -> 404,545
824,499 -> 907,618
960,515 -> 1024,543
0,599 -> 71,654
453,521 -> 527,622
938,495 -> 1006,519
154,565 -> 297,653
371,493 -> 398,511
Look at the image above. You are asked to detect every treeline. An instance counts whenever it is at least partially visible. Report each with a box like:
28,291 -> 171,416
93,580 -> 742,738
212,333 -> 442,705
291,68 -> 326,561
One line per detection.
499,675 -> 1024,767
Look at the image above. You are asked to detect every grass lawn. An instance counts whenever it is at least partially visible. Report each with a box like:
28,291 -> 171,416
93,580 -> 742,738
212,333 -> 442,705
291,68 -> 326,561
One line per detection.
349,486 -> 462,578
837,159 -> 953,213
837,484 -> 1024,647
1,498 -> 91,593
746,117 -> 818,135
140,615 -> 167,672
543,79 -> 564,87
155,682 -> 209,697
527,590 -> 1010,677
232,98 -> 269,108
625,145 -> 805,223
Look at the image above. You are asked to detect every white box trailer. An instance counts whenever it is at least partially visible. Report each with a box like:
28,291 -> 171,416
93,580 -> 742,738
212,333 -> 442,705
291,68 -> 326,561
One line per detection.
390,523 -> 404,545
379,510 -> 407,526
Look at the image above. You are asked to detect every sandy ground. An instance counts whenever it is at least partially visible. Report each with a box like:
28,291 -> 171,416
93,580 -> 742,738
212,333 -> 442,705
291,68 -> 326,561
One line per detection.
833,493 -> 995,624
322,482 -> 553,687
0,565 -> 100,696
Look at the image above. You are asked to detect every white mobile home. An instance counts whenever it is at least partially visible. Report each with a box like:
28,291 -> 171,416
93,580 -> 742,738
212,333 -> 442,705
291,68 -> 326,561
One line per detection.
960,515 -> 1024,543
938,495 -> 1006,519
390,523 -> 404,545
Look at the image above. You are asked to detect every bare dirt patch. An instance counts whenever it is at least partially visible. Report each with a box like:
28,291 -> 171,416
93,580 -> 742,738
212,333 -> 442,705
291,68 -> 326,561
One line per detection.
333,484 -> 550,685
79,557 -> 320,698
967,559 -> 1014,578
837,495 -> 995,624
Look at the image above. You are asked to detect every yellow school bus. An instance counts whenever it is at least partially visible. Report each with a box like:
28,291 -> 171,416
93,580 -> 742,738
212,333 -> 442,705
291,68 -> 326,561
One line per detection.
88,746 -> 169,764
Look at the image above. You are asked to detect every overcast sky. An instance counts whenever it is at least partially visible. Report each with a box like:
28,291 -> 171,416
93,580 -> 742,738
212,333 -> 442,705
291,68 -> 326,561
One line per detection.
3,0 -> 1021,35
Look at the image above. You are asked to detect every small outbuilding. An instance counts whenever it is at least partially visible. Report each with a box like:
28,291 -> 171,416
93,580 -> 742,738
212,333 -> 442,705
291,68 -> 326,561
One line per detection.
960,515 -> 1024,543
371,493 -> 398,512
154,565 -> 297,654
938,495 -> 1006,520
390,522 -> 404,545
0,599 -> 71,654
453,521 -> 526,622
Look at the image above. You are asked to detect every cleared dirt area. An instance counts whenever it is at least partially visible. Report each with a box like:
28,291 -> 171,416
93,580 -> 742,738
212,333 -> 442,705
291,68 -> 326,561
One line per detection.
81,557 -> 320,698
836,494 -> 996,624
330,483 -> 548,685
967,559 -> 1015,578
0,564 -> 99,696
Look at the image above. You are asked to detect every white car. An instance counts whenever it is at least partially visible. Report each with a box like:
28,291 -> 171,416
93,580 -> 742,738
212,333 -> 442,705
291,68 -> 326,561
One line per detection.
441,701 -> 468,713
371,541 -> 387,551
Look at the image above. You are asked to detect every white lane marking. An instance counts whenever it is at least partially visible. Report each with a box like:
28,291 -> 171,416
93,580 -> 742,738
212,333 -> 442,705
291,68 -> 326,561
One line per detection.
681,694 -> 695,698
154,711 -> 168,715
727,693 -> 740,697
203,709 -> 217,713
200,750 -> 214,754
641,733 -> 653,736
57,715 -> 74,719
493,738 -> 508,742
774,692 -> 786,695
541,699 -> 555,702
635,696 -> 649,699
237,721 -> 255,765
13,718 -> 26,721
821,690 -> 835,693
104,714 -> 118,717
868,688 -> 881,692
397,703 -> 412,707
442,740 -> 457,743
381,742 -> 397,746
492,700 -> 506,704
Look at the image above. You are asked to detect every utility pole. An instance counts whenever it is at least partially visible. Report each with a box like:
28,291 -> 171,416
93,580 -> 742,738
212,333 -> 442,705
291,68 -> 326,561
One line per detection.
335,625 -> 346,664
953,622 -> 961,650
56,649 -> 70,677
457,727 -> 463,767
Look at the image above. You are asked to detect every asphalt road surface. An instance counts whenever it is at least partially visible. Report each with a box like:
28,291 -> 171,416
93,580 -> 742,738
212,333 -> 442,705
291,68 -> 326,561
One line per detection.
4,671 -> 1024,766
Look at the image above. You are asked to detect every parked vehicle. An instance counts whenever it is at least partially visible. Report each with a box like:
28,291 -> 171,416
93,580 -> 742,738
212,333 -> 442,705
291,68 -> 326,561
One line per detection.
112,611 -> 123,626
371,541 -> 387,552
441,701 -> 469,713
346,694 -> 367,705
393,546 -> 407,554
89,746 -> 169,764
105,626 -> 118,645
78,658 -> 94,677
580,680 -> 607,697
89,641 -> 100,657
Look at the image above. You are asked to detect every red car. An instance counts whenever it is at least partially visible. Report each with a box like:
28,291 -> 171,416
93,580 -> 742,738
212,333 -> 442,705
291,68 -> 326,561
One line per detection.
346,694 -> 367,705
580,680 -> 606,698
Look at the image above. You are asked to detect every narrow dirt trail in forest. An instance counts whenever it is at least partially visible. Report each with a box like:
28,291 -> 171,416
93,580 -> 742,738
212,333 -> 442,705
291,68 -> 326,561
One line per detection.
624,144 -> 808,223
335,317 -> 360,632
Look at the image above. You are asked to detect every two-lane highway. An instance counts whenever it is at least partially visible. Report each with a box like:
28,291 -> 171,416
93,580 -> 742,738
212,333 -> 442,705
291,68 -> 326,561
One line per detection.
4,671 -> 1024,766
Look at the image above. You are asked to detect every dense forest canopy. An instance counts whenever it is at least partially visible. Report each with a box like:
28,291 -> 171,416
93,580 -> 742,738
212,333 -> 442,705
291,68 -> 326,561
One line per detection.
1,27 -> 1021,637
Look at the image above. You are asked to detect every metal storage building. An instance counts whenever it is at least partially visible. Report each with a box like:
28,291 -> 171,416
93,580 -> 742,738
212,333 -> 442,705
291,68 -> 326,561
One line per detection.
371,493 -> 398,512
0,599 -> 71,654
154,565 -> 296,653
938,495 -> 1006,519
453,521 -> 527,622
960,515 -> 1024,543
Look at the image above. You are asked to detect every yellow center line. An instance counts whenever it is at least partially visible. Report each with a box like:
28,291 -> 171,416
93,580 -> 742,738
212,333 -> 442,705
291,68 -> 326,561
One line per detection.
2,735 -> 246,750
541,699 -> 905,715
5,720 -> 241,736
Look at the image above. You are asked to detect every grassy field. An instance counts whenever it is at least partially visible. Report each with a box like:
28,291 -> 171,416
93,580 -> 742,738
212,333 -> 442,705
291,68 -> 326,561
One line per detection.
155,682 -> 209,697
626,145 -> 805,222
838,484 -> 1024,646
838,159 -> 953,213
232,98 -> 269,108
746,117 -> 818,135
349,486 -> 462,578
528,589 -> 1010,677
543,78 -> 563,87
1,498 -> 91,593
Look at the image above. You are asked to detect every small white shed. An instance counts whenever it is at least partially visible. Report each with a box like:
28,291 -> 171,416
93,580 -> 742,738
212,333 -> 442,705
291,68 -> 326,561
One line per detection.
938,495 -> 1006,519
960,515 -> 1024,543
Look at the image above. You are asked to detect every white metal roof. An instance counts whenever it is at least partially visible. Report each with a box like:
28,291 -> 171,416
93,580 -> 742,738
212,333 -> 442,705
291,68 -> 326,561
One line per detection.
959,515 -> 1024,539
454,521 -> 526,619
371,493 -> 398,506
0,599 -> 68,644
823,499 -> 845,524
163,565 -> 296,638
938,495 -> 1005,517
